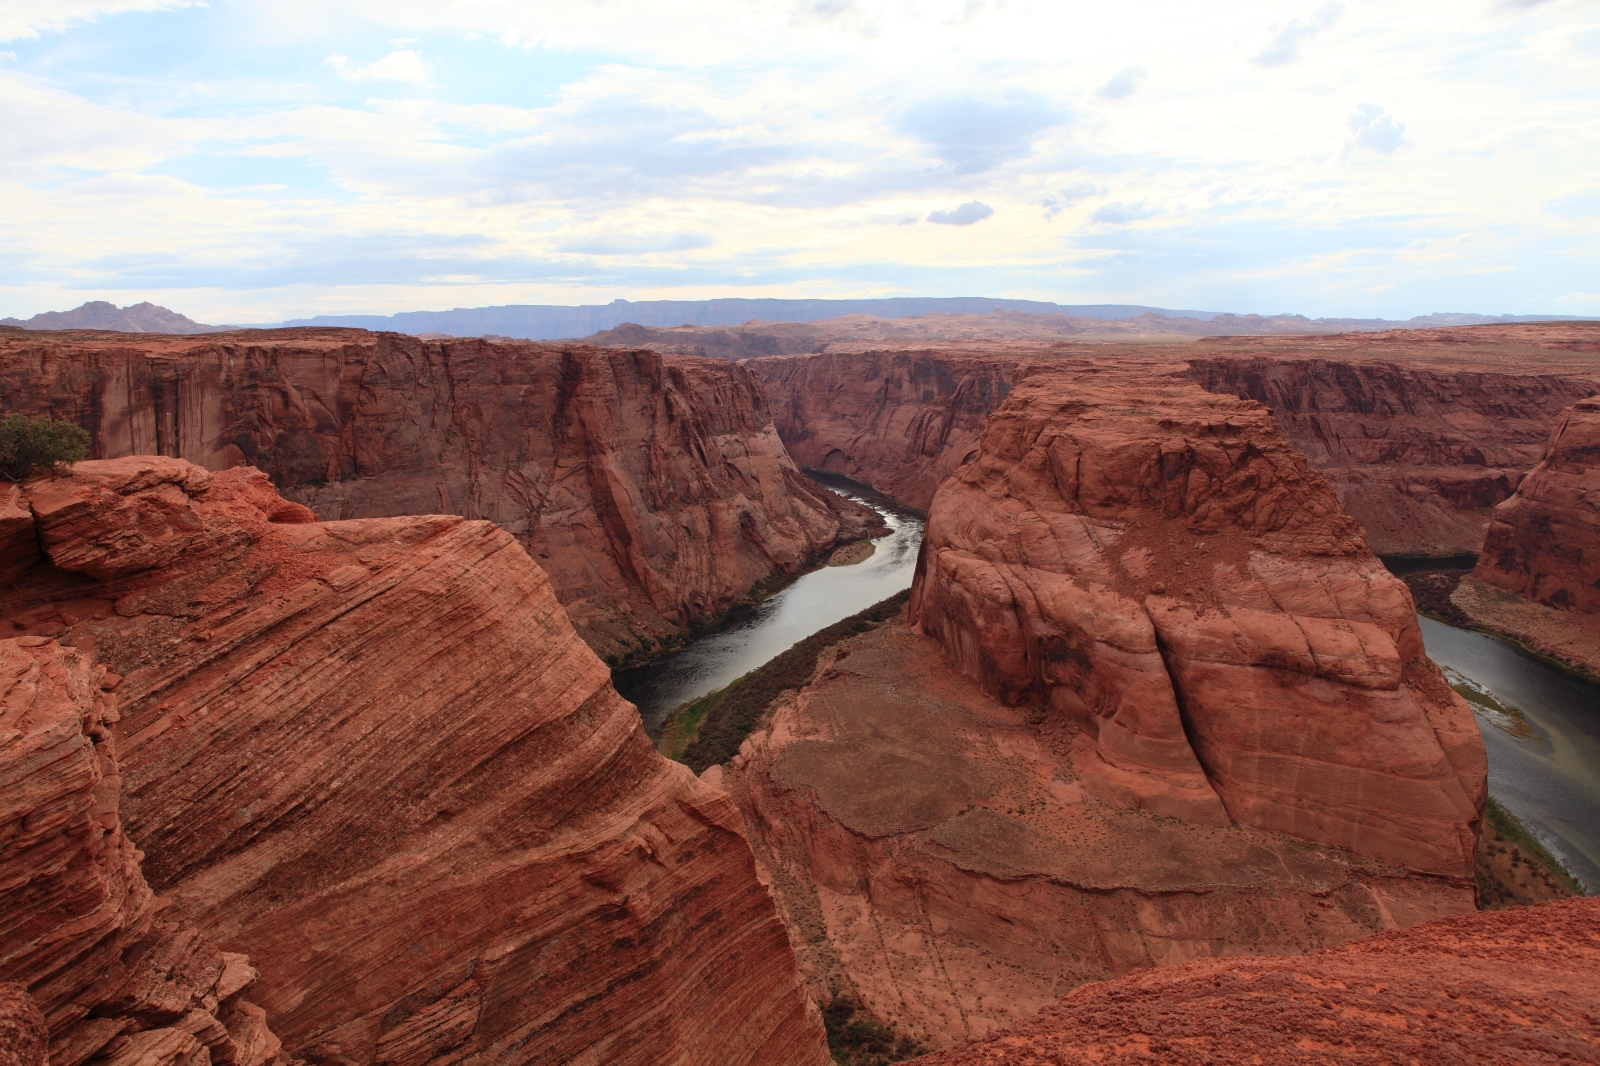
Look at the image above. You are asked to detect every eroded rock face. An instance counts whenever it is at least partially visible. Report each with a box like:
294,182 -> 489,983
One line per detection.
916,897 -> 1600,1066
0,331 -> 880,661
1186,356 -> 1599,557
752,351 -> 1029,512
724,621 -> 1477,1050
1,458 -> 828,1066
908,379 -> 1485,878
1475,396 -> 1600,615
0,635 -> 284,1066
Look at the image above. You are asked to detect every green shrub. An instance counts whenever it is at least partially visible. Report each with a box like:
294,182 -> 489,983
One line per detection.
0,413 -> 91,481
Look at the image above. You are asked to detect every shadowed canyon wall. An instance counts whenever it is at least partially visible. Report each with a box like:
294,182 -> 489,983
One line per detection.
1475,396 -> 1600,614
1,457 -> 830,1066
0,330 -> 880,663
1,635 -> 286,1066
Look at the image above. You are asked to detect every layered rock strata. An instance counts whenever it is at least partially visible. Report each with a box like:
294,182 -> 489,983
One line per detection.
2,457 -> 829,1066
1474,396 -> 1600,614
0,330 -> 881,660
917,897 -> 1600,1066
1,635 -> 284,1066
908,379 -> 1485,877
1186,356 -> 1599,556
724,621 -> 1477,1049
751,350 -> 1033,511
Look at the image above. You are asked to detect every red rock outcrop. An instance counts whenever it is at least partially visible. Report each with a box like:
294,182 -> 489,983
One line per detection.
1,634 -> 285,1066
2,458 -> 829,1066
1186,354 -> 1599,556
909,378 -> 1485,877
1475,396 -> 1600,614
915,897 -> 1600,1066
0,330 -> 881,662
724,619 -> 1477,1050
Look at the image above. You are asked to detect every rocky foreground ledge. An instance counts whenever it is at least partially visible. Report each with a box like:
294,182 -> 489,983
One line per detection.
0,456 -> 830,1066
915,896 -> 1600,1065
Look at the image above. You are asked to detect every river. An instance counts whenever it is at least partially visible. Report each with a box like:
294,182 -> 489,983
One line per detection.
1419,615 -> 1600,892
614,473 -> 925,735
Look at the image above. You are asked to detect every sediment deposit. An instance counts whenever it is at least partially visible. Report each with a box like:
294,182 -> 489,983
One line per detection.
1,457 -> 829,1066
0,330 -> 880,661
1,635 -> 284,1066
916,897 -> 1600,1066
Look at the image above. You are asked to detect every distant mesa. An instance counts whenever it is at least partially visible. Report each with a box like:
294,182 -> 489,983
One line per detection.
0,300 -> 227,334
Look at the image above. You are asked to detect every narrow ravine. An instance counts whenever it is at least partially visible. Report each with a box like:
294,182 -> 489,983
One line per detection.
1419,615 -> 1600,892
614,472 -> 925,734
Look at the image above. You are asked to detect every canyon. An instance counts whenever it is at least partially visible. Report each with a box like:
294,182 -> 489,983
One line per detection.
718,375 -> 1486,1050
743,324 -> 1600,559
0,329 -> 881,663
0,456 -> 828,1066
4,317 -> 1599,1066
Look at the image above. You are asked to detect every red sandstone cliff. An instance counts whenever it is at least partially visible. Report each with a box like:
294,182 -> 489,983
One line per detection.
909,378 -> 1485,877
1185,355 -> 1598,556
1475,396 -> 1600,613
0,330 -> 881,662
1,634 -> 285,1066
751,350 -> 1032,511
914,897 -> 1600,1066
2,457 -> 830,1066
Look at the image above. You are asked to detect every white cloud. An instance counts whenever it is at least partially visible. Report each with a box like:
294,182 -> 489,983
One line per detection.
1345,102 -> 1407,154
1097,66 -> 1147,101
1091,201 -> 1154,224
1251,3 -> 1343,67
0,0 -> 190,42
927,201 -> 993,225
325,49 -> 431,83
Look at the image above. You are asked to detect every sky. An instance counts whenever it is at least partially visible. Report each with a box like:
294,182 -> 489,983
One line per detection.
1,0 -> 1596,323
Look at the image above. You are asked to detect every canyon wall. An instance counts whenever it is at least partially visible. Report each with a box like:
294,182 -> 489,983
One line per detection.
750,350 -> 1034,512
916,897 -> 1600,1065
1,635 -> 285,1066
1,457 -> 829,1066
1475,396 -> 1600,614
1186,355 -> 1599,556
0,330 -> 880,662
909,378 -> 1484,876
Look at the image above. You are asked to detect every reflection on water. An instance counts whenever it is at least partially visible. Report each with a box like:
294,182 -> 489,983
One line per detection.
1418,616 -> 1600,892
614,474 -> 925,734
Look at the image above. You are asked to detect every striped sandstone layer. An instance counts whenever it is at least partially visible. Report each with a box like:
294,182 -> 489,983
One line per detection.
1,457 -> 828,1066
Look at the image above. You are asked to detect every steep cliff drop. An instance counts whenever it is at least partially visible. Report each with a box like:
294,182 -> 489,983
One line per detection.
1,636 -> 286,1066
915,897 -> 1600,1066
1464,395 -> 1600,677
0,330 -> 882,663
720,377 -> 1484,1051
1185,352 -> 1598,557
1,457 -> 830,1066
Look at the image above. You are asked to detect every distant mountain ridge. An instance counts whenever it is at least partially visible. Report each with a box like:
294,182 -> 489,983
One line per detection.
2,298 -> 1592,339
0,300 -> 226,334
270,299 -> 1598,340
